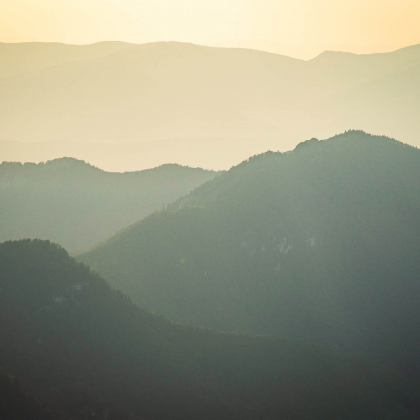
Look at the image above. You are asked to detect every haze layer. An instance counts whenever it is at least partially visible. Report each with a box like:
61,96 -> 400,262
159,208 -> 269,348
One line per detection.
1,42 -> 420,171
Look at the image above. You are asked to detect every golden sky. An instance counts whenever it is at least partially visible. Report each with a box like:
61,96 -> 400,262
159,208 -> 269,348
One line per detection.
1,0 -> 420,56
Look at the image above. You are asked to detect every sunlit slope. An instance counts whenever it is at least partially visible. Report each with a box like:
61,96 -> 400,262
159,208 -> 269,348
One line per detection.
1,42 -> 420,170
0,158 -> 216,253
2,239 -> 420,420
79,131 -> 420,373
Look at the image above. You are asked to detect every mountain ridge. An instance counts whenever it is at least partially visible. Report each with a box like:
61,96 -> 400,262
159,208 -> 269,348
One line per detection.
78,131 -> 420,376
1,156 -> 214,174
2,238 -> 420,419
1,42 -> 420,170
0,158 -> 216,253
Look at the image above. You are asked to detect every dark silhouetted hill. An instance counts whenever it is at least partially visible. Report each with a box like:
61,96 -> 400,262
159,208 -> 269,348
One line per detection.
0,370 -> 61,420
1,239 -> 420,419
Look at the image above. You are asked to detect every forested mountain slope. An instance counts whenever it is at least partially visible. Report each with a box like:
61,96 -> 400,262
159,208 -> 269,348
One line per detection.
1,239 -> 420,419
0,370 -> 65,420
0,158 -> 215,253
79,131 -> 420,375
1,42 -> 420,170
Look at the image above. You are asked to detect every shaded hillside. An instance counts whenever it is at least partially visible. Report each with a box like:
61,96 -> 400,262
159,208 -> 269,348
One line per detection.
1,239 -> 420,419
1,42 -> 420,170
0,158 -> 215,253
0,370 -> 61,420
79,131 -> 420,375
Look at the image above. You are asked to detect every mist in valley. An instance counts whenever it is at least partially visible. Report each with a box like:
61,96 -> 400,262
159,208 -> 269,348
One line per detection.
1,1 -> 420,419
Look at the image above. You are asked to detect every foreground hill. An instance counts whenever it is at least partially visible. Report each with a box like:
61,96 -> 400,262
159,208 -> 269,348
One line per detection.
79,131 -> 420,375
0,158 -> 215,253
1,42 -> 420,170
0,369 -> 80,420
1,239 -> 420,419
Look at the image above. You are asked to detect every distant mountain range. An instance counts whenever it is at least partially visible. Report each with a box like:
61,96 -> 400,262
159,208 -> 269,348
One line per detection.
1,41 -> 420,170
79,131 -> 420,375
0,158 -> 215,253
215,40 -> 408,60
1,239 -> 419,419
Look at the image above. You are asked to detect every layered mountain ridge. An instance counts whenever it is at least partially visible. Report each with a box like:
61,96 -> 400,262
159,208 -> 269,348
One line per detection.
0,157 -> 216,253
79,131 -> 420,375
1,239 -> 420,419
1,42 -> 420,170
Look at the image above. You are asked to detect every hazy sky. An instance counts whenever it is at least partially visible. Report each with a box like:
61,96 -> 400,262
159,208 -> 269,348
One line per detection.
1,0 -> 420,55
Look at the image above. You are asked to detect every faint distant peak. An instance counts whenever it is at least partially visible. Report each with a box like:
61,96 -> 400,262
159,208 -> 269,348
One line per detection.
137,40 -> 212,52
387,43 -> 420,60
309,50 -> 357,62
311,43 -> 420,62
